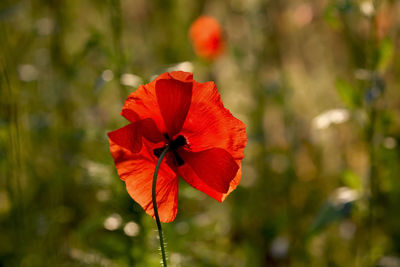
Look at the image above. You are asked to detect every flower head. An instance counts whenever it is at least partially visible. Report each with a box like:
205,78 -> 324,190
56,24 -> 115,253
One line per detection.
189,16 -> 224,60
108,71 -> 246,222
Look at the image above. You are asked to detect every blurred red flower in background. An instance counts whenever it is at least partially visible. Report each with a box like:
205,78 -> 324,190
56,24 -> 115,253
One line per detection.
189,16 -> 224,60
108,71 -> 246,222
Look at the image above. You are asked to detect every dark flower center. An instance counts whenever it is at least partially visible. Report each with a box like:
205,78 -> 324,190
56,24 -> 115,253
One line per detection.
153,134 -> 187,166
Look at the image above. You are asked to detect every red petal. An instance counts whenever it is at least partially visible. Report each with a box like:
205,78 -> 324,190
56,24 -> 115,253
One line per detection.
179,148 -> 239,194
121,72 -> 193,136
139,118 -> 164,143
107,118 -> 164,153
109,138 -> 179,223
155,79 -> 192,138
181,81 -> 247,159
121,84 -> 165,131
224,161 -> 242,199
177,163 -> 225,201
107,123 -> 142,153
176,157 -> 242,202
169,71 -> 193,81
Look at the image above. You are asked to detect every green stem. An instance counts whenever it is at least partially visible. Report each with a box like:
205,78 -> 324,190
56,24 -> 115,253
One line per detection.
152,146 -> 169,267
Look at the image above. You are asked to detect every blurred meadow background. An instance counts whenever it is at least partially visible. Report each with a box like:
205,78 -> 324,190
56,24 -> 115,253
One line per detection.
1,0 -> 400,266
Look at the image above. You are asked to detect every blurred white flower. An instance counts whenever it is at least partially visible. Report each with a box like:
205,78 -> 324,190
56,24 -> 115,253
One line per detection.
360,1 -> 375,17
104,213 -> 122,231
384,137 -> 397,149
331,187 -> 359,206
83,160 -> 112,185
167,61 -> 194,73
312,109 -> 350,130
123,221 -> 140,237
120,73 -> 142,87
101,69 -> 114,81
270,236 -> 289,259
18,64 -> 39,82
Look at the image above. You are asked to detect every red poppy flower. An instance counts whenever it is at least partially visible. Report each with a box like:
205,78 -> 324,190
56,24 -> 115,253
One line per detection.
108,71 -> 246,222
189,16 -> 224,60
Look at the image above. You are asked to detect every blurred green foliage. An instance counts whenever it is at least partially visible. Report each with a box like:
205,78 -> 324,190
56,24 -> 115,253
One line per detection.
1,0 -> 400,266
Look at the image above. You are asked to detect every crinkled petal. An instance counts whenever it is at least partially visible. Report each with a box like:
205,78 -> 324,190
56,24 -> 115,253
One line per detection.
107,118 -> 164,154
107,123 -> 142,153
181,81 -> 247,159
179,148 -> 238,193
139,118 -> 164,143
121,72 -> 193,136
176,157 -> 242,202
155,79 -> 192,138
108,139 -> 179,223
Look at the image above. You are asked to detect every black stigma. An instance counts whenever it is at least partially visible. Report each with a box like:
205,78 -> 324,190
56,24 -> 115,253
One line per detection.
169,135 -> 186,149
153,135 -> 187,166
